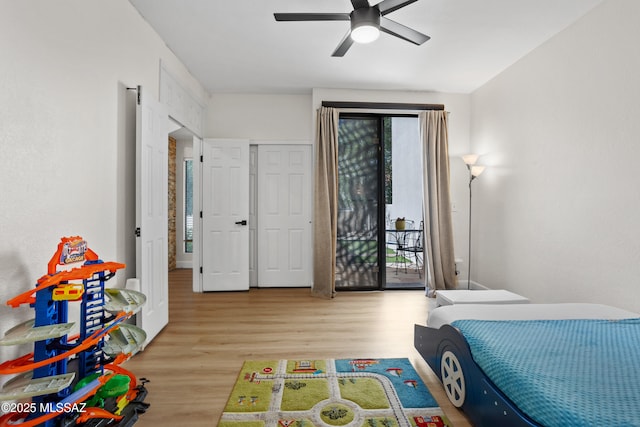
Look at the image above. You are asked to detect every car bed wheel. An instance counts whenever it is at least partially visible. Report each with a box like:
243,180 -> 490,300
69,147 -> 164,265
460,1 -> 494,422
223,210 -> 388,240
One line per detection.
441,350 -> 466,407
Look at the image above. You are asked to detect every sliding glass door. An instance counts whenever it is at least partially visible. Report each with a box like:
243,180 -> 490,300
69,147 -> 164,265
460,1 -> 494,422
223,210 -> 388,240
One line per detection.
335,114 -> 423,291
335,116 -> 385,290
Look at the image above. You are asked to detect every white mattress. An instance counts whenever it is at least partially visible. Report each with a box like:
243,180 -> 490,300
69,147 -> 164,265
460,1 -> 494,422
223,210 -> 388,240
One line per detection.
427,303 -> 639,329
436,289 -> 530,306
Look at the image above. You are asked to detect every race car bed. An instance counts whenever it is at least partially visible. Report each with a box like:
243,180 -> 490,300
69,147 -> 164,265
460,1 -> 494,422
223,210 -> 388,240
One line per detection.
414,303 -> 640,427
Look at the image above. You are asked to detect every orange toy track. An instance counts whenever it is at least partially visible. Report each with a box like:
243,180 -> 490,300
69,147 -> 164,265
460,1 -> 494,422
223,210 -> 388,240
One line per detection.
0,312 -> 128,375
0,375 -> 112,427
75,407 -> 123,424
0,363 -> 140,426
6,261 -> 125,308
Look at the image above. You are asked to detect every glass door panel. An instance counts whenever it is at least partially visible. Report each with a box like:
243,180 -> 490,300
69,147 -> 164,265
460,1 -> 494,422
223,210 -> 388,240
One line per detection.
335,117 -> 381,290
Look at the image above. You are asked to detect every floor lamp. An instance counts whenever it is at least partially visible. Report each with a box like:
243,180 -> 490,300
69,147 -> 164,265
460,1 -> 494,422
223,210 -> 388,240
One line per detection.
462,154 -> 485,290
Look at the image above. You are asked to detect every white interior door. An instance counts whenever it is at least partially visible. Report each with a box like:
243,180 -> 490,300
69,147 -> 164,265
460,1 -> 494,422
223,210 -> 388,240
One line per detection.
201,139 -> 250,291
258,145 -> 312,287
135,86 -> 169,344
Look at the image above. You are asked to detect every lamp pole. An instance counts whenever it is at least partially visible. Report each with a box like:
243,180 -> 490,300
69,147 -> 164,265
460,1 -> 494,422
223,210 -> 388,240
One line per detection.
462,155 -> 485,290
467,173 -> 475,290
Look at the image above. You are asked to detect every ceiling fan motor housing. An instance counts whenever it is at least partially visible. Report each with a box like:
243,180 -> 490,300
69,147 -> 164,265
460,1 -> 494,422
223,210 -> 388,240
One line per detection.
351,7 -> 381,31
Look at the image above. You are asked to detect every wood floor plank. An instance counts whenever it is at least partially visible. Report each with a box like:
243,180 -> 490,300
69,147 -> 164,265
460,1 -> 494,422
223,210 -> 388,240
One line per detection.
124,269 -> 472,426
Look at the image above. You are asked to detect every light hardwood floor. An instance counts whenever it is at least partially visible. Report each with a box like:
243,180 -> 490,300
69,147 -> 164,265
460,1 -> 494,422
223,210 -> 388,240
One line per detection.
124,269 -> 472,426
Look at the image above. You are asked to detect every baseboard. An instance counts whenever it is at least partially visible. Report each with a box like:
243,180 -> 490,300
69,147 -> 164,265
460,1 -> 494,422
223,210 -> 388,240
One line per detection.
457,280 -> 489,290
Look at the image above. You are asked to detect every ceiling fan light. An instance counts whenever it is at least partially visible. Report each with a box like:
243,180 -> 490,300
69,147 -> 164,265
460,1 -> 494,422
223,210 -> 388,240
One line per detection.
351,25 -> 380,43
350,7 -> 381,44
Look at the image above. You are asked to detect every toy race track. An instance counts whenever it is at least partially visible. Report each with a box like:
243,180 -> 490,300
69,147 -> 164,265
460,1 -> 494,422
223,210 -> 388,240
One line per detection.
0,237 -> 149,427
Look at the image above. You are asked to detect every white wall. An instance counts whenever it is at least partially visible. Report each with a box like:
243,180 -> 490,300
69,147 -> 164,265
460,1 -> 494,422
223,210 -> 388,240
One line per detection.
469,0 -> 640,311
0,0 -> 206,363
205,93 -> 312,140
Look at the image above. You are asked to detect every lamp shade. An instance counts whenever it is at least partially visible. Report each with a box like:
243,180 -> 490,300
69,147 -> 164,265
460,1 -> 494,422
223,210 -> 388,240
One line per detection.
470,165 -> 485,177
462,154 -> 479,165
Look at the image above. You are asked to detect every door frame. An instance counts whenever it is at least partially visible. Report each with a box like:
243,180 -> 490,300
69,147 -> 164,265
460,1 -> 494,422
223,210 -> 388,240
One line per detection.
192,137 -> 201,292
335,113 -> 422,290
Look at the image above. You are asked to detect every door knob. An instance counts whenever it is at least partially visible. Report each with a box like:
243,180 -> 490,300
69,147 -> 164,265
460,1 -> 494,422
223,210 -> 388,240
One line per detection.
235,220 -> 248,226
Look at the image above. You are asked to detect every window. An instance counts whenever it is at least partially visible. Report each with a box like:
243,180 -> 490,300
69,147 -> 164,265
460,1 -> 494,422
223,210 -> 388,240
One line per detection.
184,159 -> 193,253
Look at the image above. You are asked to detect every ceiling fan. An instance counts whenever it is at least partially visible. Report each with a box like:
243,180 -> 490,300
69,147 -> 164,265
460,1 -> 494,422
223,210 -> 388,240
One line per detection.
274,0 -> 430,57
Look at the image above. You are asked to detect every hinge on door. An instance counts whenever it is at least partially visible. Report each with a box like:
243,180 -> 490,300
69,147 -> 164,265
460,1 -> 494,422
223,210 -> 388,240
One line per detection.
200,155 -> 203,162
199,266 -> 203,274
200,211 -> 203,218
135,227 -> 141,237
126,85 -> 141,105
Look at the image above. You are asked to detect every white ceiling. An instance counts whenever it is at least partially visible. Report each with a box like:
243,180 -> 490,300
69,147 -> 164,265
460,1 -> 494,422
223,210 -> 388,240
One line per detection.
129,0 -> 603,95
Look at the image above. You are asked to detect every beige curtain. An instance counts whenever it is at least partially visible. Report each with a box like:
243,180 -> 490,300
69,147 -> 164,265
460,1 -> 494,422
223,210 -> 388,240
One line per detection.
312,106 -> 339,298
420,111 -> 458,296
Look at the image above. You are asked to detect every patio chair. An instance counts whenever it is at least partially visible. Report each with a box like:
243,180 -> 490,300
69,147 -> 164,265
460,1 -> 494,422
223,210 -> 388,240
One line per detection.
387,219 -> 415,274
398,221 -> 424,277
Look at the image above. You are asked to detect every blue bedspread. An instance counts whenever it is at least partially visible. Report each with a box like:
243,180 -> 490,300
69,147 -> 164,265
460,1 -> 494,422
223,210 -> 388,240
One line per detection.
452,318 -> 640,427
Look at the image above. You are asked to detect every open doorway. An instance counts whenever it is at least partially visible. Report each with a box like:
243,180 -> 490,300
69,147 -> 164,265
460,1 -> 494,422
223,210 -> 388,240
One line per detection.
335,114 -> 424,291
168,124 -> 196,274
383,117 -> 424,289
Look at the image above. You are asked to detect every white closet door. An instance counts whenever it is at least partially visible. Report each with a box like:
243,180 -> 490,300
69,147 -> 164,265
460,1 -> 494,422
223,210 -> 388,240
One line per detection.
258,145 -> 312,287
201,139 -> 250,291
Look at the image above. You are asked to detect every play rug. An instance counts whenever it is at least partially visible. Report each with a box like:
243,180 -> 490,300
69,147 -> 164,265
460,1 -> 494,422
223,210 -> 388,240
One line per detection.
218,358 -> 451,427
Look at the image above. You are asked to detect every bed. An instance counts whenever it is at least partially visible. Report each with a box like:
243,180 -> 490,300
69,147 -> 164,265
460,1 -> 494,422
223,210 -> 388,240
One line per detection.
414,303 -> 640,427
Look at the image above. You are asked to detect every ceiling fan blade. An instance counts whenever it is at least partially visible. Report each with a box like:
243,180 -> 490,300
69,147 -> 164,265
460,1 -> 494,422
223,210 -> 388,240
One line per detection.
274,13 -> 350,21
377,0 -> 419,15
351,0 -> 370,10
332,31 -> 354,57
380,17 -> 430,45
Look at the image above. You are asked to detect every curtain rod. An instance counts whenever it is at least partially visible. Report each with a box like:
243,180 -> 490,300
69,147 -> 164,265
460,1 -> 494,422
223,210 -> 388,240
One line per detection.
321,101 -> 445,110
